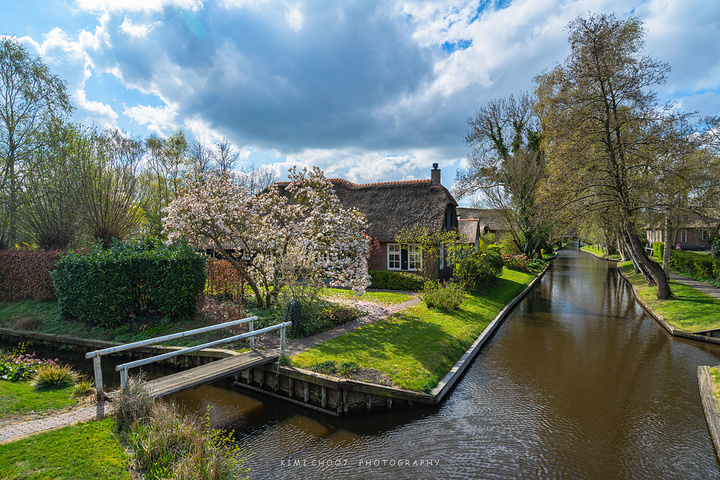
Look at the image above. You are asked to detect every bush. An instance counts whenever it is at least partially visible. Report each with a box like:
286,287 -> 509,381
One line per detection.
31,364 -> 77,391
368,270 -> 424,291
502,253 -> 532,272
713,236 -> 720,259
653,242 -> 665,261
0,345 -> 60,382
670,250 -> 720,282
318,305 -> 361,325
308,360 -> 360,378
454,250 -> 504,292
421,280 -> 465,311
0,250 -> 63,301
52,239 -> 206,326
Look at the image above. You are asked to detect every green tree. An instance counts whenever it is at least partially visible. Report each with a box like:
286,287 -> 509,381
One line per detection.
0,38 -> 73,248
534,13 -> 676,299
455,92 -> 548,258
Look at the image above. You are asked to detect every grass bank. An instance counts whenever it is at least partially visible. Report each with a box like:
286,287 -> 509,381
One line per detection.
292,268 -> 536,392
0,380 -> 78,418
711,367 -> 720,411
0,417 -> 131,480
581,244 -> 621,261
619,262 -> 720,332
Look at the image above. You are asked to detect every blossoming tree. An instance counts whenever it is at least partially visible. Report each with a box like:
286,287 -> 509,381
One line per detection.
163,167 -> 370,307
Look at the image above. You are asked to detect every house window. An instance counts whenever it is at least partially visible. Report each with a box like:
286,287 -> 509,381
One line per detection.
388,244 -> 401,270
702,230 -> 711,241
680,229 -> 688,243
387,243 -> 422,271
408,244 -> 422,271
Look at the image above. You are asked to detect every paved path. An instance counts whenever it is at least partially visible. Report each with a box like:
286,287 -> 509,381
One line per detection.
669,273 -> 720,300
0,401 -> 113,444
0,293 -> 421,444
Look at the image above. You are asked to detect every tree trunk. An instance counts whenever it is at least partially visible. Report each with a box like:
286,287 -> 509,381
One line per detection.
662,214 -> 673,274
624,222 -> 672,299
617,237 -> 627,262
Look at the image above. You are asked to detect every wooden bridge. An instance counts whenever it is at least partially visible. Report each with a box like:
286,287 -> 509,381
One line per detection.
85,317 -> 291,398
145,348 -> 280,398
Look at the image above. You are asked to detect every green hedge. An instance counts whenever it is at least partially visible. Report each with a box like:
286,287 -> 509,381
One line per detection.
670,250 -> 720,283
52,239 -> 206,326
652,242 -> 665,261
368,270 -> 424,291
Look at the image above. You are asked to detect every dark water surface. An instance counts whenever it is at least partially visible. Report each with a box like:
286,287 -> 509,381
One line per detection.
168,248 -> 720,479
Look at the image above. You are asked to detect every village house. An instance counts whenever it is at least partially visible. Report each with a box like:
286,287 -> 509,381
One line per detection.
455,207 -> 512,245
277,164 -> 459,279
645,212 -> 718,251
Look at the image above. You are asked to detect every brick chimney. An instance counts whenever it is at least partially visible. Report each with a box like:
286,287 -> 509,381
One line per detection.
431,163 -> 441,184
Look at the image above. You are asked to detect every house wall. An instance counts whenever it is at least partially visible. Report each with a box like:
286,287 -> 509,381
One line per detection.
646,227 -> 713,250
369,243 -> 387,271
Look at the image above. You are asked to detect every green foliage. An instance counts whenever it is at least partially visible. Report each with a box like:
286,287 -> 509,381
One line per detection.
72,375 -> 95,397
653,242 -> 665,260
0,344 -> 60,382
670,250 -> 720,282
368,270 -> 424,291
52,238 -> 206,325
454,250 -> 504,292
308,360 -> 360,378
499,233 -> 521,255
713,236 -> 720,259
421,280 -> 466,311
318,304 -> 361,325
31,363 -> 77,391
502,253 -> 532,272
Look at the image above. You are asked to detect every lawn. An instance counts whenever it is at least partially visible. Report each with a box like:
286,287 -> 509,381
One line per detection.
292,268 -> 536,392
710,367 -> 720,411
619,262 -> 720,332
581,244 -> 621,260
0,418 -> 131,480
322,288 -> 414,305
0,380 -> 78,418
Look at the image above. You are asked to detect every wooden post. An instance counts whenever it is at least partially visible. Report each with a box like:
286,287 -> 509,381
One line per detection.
249,318 -> 255,350
120,367 -> 129,392
303,383 -> 310,403
93,356 -> 104,399
280,325 -> 286,357
321,386 -> 327,408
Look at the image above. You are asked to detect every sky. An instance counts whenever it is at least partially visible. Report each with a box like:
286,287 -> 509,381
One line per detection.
2,0 -> 720,205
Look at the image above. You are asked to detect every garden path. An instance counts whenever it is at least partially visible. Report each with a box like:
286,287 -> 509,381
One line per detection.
669,273 -> 720,300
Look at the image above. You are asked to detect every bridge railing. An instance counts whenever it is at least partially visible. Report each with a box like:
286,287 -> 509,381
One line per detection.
85,316 -> 290,396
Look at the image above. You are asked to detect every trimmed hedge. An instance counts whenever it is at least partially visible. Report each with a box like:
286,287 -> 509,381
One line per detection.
652,242 -> 665,261
368,270 -> 424,291
670,250 -> 720,283
52,239 -> 206,326
0,250 -> 62,301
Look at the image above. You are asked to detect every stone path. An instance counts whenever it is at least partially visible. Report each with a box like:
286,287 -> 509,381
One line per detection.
0,401 -> 113,444
669,273 -> 720,300
0,293 -> 421,444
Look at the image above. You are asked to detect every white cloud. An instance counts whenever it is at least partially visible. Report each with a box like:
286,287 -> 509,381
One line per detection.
119,17 -> 158,37
123,103 -> 179,136
75,0 -> 204,13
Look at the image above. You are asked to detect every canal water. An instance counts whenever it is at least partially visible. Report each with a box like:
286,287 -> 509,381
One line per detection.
168,247 -> 720,479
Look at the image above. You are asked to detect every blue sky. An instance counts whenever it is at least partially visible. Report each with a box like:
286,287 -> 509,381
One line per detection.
3,0 -> 720,203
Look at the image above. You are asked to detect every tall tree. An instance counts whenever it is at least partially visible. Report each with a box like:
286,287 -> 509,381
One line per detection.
534,13 -> 675,298
455,92 -> 548,257
0,38 -> 73,248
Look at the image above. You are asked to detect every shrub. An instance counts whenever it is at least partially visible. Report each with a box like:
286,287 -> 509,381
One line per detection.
454,250 -> 504,292
670,250 -> 720,282
52,239 -> 206,326
713,235 -> 720,259
318,305 -> 361,325
206,258 -> 245,303
368,270 -> 424,291
72,375 -> 95,397
502,253 -> 532,272
308,360 -> 360,378
421,280 -> 465,311
0,250 -> 62,301
31,364 -> 77,390
338,361 -> 360,378
652,242 -> 665,261
0,344 -> 60,382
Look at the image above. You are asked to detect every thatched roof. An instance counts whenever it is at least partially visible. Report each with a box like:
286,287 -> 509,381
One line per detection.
275,178 -> 458,243
456,207 -> 511,232
458,219 -> 480,244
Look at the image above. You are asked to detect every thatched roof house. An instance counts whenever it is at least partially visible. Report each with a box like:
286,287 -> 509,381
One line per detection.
275,164 -> 458,278
456,207 -> 512,240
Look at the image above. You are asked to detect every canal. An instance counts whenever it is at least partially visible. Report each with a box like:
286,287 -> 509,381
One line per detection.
166,246 -> 720,479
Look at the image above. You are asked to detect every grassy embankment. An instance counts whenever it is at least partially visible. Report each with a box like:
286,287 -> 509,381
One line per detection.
292,268 -> 537,392
581,244 -> 621,261
618,261 -> 720,332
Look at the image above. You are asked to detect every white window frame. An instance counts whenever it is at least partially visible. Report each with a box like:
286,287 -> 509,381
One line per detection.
407,244 -> 423,272
388,243 -> 401,270
680,229 -> 688,243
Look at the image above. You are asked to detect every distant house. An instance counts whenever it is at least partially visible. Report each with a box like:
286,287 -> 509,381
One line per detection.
275,164 -> 458,279
645,213 -> 718,251
455,207 -> 512,242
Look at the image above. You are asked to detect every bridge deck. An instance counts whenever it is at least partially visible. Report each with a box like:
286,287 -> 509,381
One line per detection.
146,348 -> 279,399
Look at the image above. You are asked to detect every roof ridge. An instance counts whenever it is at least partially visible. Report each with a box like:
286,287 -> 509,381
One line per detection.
274,178 -> 433,188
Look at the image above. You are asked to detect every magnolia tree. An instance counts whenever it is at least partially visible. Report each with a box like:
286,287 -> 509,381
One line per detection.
163,167 -> 370,307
